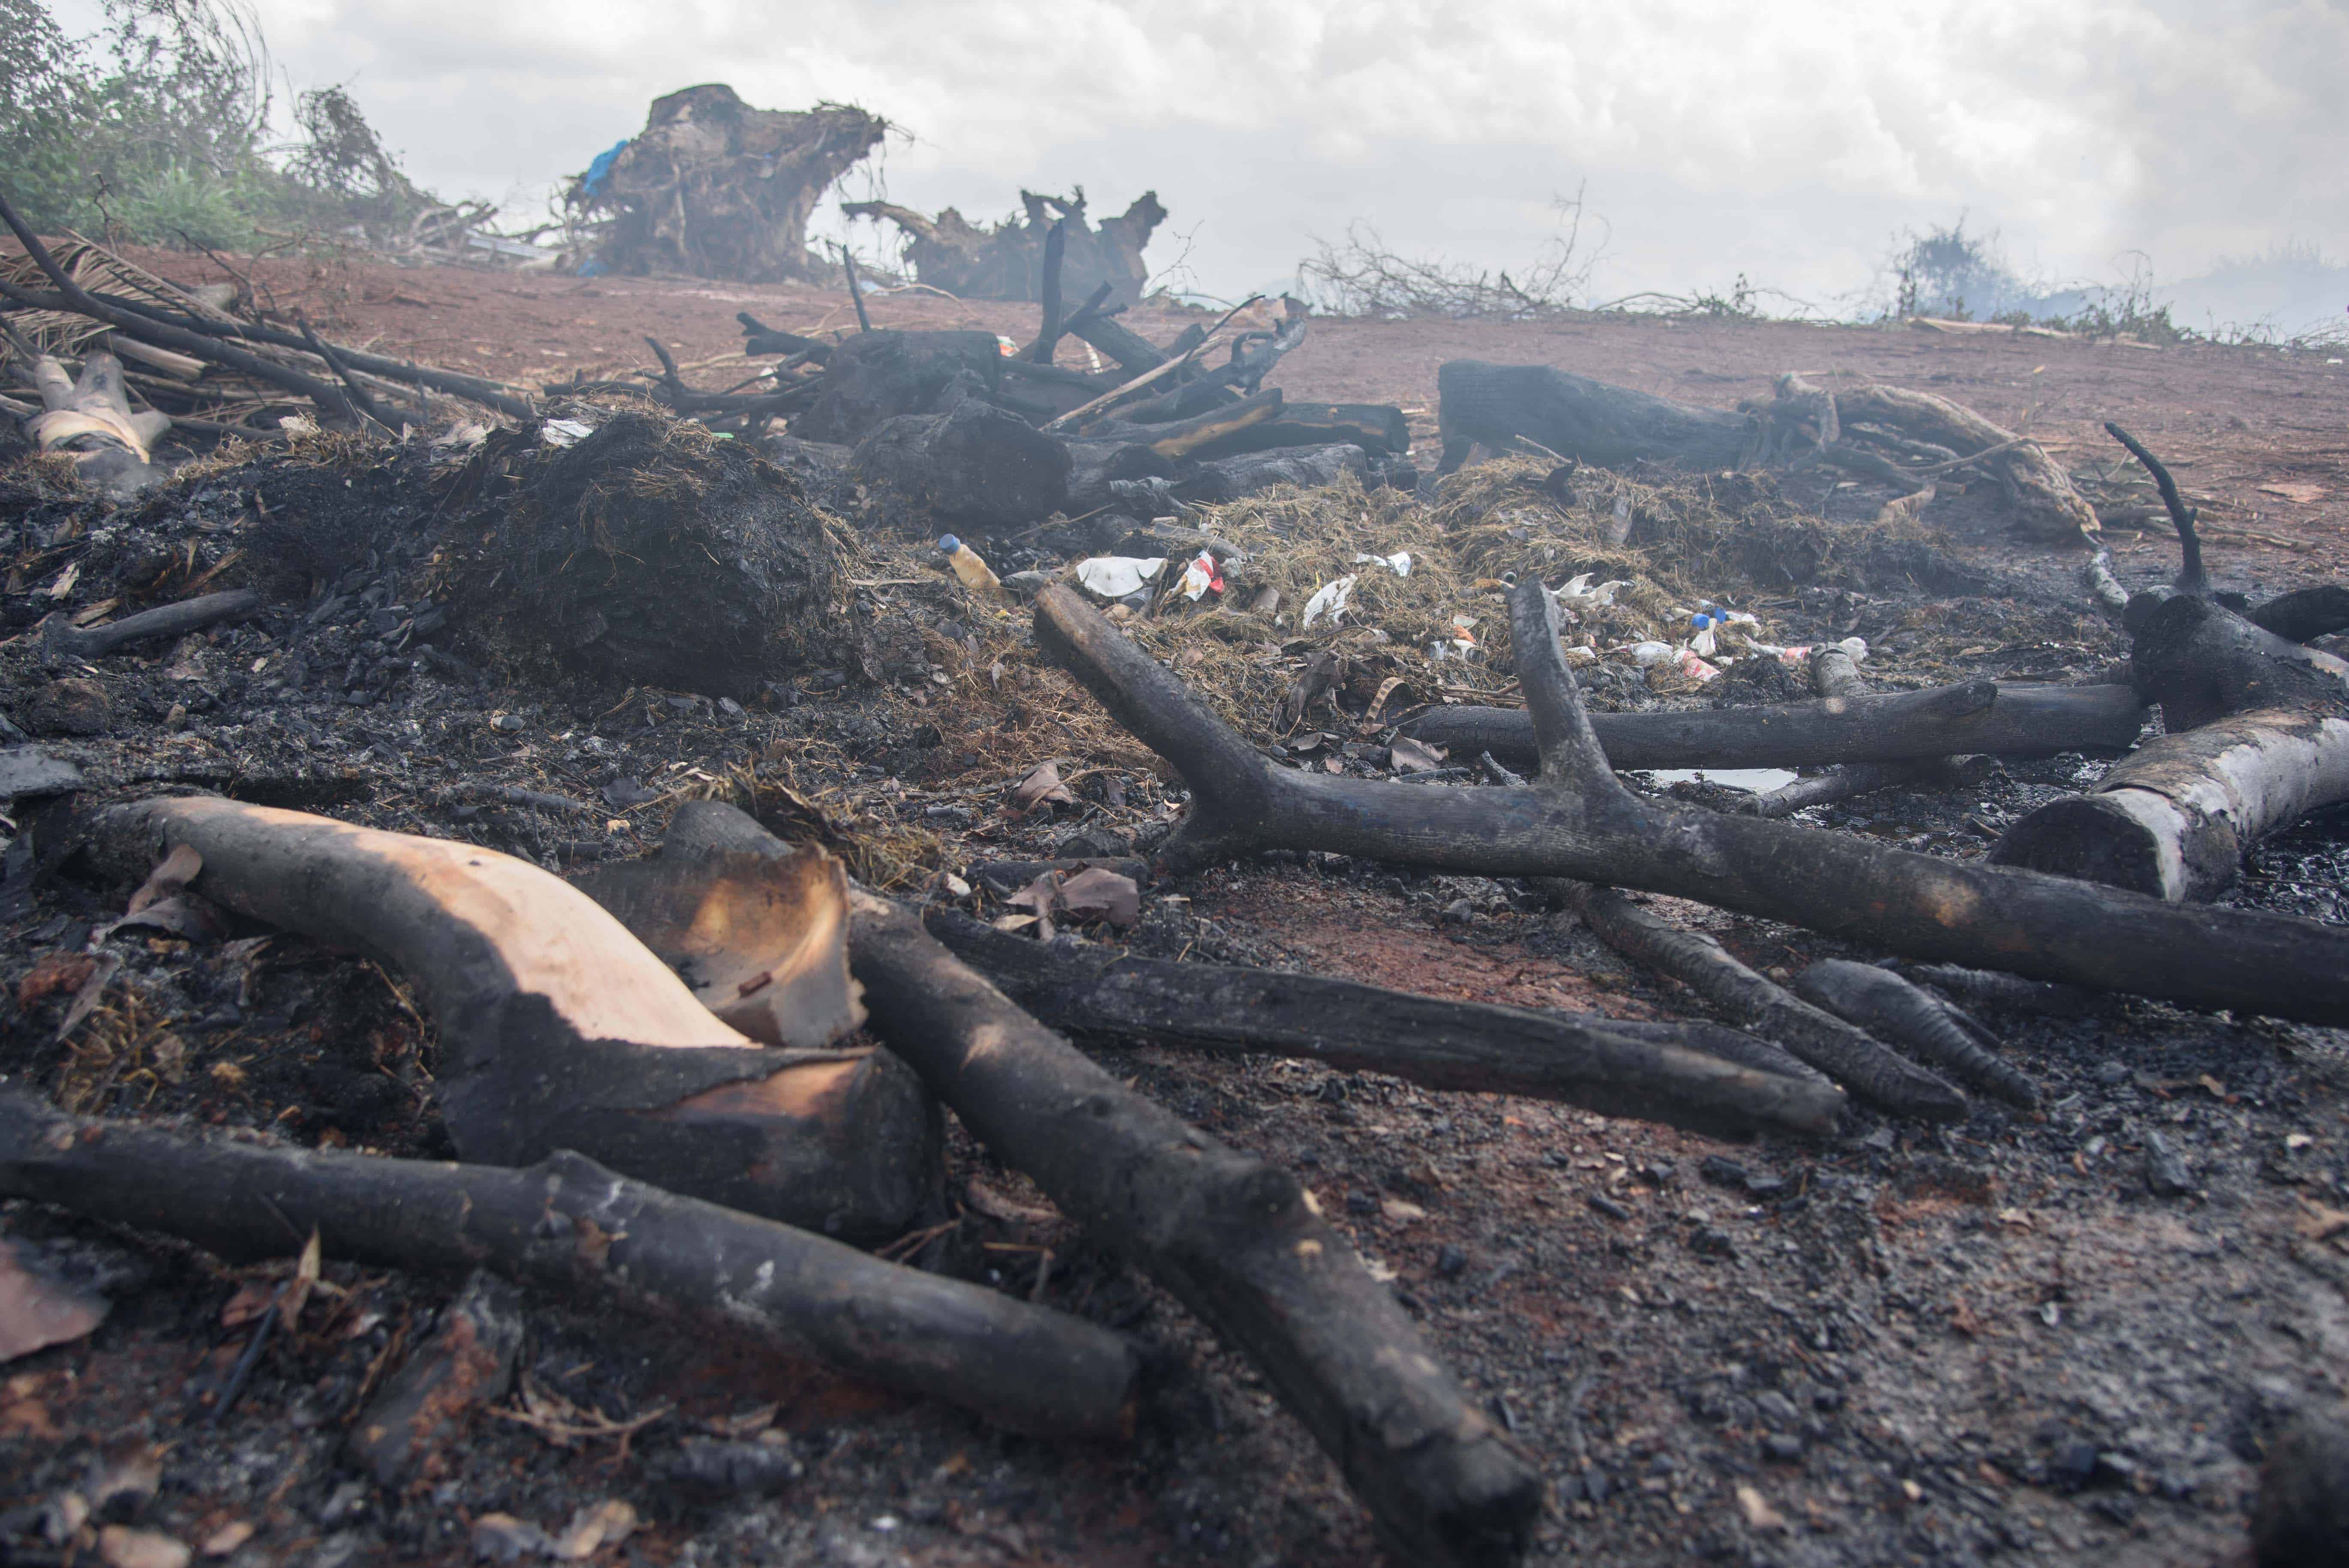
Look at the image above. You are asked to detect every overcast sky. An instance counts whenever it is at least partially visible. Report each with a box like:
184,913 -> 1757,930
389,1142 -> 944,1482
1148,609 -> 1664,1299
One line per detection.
57,0 -> 2349,319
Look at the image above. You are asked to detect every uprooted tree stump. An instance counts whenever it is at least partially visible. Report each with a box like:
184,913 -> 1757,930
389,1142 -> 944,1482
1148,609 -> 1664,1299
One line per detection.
573,86 -> 886,282
845,190 -> 1167,307
437,410 -> 858,697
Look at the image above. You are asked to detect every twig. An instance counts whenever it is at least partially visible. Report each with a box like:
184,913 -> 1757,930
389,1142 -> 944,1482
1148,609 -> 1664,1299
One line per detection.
838,244 -> 873,333
2104,422 -> 2206,592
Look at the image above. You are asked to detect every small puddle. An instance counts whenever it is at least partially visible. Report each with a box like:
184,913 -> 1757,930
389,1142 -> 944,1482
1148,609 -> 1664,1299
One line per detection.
1646,767 -> 1801,793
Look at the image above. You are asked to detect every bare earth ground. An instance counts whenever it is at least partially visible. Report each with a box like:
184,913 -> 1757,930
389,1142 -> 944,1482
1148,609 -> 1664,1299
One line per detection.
3,251 -> 2349,1568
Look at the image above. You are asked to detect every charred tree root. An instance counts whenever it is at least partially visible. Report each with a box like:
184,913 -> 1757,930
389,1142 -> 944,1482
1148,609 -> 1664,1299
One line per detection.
0,1088 -> 1138,1437
1543,882 -> 1965,1119
924,908 -> 1844,1137
1401,683 -> 2144,772
842,890 -> 1541,1566
84,798 -> 938,1238
1992,595 -> 2349,901
1033,582 -> 2349,1025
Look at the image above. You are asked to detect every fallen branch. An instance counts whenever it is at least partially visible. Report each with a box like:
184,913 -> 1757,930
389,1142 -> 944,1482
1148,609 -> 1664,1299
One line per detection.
84,798 -> 937,1238
0,189 -> 365,427
1400,681 -> 2145,772
0,1089 -> 1138,1437
1543,882 -> 1964,1119
924,908 -> 1844,1136
1033,581 -> 2349,1025
1738,646 -> 1978,817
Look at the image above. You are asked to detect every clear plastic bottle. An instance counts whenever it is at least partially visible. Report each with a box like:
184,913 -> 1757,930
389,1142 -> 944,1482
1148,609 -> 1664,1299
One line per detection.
936,534 -> 1001,594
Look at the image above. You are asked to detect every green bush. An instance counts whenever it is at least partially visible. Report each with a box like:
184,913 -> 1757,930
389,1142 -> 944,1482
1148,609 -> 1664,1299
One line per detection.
0,0 -> 437,248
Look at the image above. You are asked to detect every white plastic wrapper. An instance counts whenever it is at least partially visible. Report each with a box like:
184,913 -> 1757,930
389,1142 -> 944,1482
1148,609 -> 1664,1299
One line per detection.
1301,574 -> 1358,628
1073,556 -> 1168,599
1353,550 -> 1411,577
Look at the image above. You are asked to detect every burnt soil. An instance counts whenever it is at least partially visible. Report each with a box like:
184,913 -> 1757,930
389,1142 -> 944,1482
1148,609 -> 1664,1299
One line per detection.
1,251 -> 2346,1568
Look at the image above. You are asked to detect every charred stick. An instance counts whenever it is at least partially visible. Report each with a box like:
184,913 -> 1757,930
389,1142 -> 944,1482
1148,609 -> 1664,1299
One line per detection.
1896,962 -> 2113,1018
924,908 -> 1844,1137
0,1089 -> 1138,1438
1033,582 -> 2349,1025
1739,760 -> 1944,818
1029,218 -> 1066,362
1543,882 -> 1963,1119
848,890 -> 1540,1566
1791,960 -> 2038,1106
0,190 -> 363,427
839,244 -> 873,333
1401,683 -> 2144,772
298,315 -> 394,434
2105,422 -> 2206,593
39,589 -> 260,661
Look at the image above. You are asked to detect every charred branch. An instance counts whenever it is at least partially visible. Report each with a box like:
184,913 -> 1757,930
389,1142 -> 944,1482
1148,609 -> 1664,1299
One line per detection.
924,908 -> 1845,1136
0,1089 -> 1138,1438
1400,682 -> 2145,773
1033,581 -> 2349,1026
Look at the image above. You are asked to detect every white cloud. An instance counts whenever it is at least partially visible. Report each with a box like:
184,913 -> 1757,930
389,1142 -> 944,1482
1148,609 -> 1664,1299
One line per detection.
71,0 -> 2349,307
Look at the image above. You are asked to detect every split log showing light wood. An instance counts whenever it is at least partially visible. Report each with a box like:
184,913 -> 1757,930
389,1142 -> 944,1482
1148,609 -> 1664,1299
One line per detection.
0,1088 -> 1139,1438
637,801 -> 1539,1566
924,908 -> 1843,1136
1992,593 -> 2349,901
85,797 -> 939,1239
1033,582 -> 2349,1025
1434,360 -> 1751,474
1400,681 -> 2146,772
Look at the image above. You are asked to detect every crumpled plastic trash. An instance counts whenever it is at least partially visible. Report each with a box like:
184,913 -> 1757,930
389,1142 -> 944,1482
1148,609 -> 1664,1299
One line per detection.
1301,575 -> 1358,629
1629,641 -> 1675,667
1554,573 -> 1630,609
1176,550 -> 1224,601
1074,556 -> 1168,599
1353,550 -> 1411,577
541,419 -> 596,448
1674,647 -> 1721,681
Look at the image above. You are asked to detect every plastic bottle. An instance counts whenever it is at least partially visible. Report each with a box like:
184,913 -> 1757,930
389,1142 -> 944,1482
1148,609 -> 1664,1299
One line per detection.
936,534 -> 1001,595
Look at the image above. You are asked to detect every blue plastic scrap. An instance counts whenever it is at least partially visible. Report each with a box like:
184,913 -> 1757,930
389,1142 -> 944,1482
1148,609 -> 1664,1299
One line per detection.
580,139 -> 630,201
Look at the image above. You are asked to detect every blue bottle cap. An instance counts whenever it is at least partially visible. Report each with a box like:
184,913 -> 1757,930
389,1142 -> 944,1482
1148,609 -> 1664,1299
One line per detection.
937,534 -> 961,554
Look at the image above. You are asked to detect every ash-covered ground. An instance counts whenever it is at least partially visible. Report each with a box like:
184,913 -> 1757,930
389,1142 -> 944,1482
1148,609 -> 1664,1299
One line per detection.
2,351 -> 2346,1568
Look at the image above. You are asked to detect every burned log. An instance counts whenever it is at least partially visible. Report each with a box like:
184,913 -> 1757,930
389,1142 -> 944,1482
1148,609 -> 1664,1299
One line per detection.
1033,581 -> 2349,1025
1181,401 -> 1411,459
788,330 -> 1005,446
1434,361 -> 1750,475
1180,443 -> 1368,504
85,798 -> 939,1239
1401,681 -> 2146,773
845,190 -> 1166,307
439,410 -> 854,698
2250,586 -> 2349,645
573,87 -> 885,282
0,1089 -> 1137,1437
848,399 -> 1072,529
926,908 -> 1843,1136
850,891 -> 1540,1565
646,801 -> 1536,1562
1082,386 -> 1286,460
1829,384 -> 2100,543
1991,594 -> 2349,900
